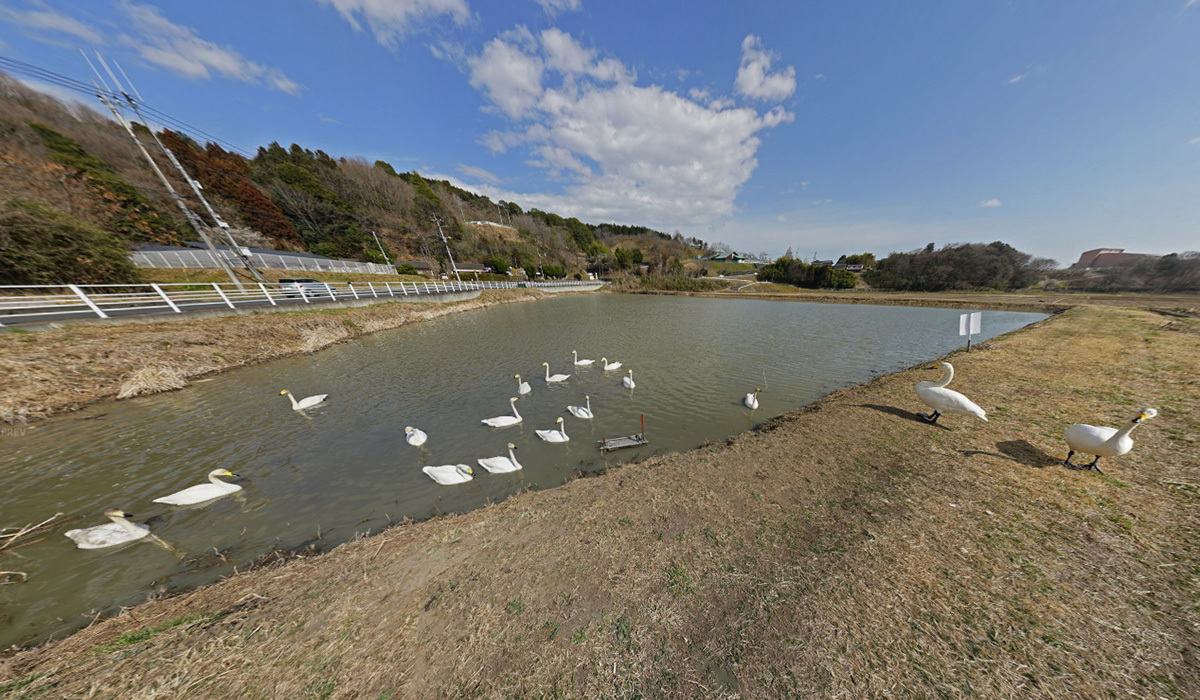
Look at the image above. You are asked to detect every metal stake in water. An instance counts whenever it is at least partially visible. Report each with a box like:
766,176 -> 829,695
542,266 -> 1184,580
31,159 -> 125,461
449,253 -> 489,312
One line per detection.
959,311 -> 982,351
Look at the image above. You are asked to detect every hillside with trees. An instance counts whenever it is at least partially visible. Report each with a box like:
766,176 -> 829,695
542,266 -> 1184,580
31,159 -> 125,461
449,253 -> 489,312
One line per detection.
863,242 -> 1056,292
0,73 -> 703,284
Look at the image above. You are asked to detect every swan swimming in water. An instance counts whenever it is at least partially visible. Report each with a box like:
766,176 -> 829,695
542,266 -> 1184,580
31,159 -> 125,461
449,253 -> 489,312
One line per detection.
405,426 -> 428,447
914,362 -> 987,424
65,509 -> 150,549
622,369 -> 635,389
600,357 -> 622,371
1064,408 -> 1157,473
567,395 -> 593,419
515,374 -> 532,395
744,387 -> 761,409
280,389 -> 328,411
478,443 -> 523,473
543,362 -> 570,383
536,417 -> 570,443
573,350 -> 594,366
482,397 -> 522,427
152,469 -> 242,506
422,464 -> 474,485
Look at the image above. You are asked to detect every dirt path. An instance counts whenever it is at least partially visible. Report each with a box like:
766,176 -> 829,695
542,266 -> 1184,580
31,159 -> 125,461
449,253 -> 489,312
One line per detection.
2,304 -> 1196,698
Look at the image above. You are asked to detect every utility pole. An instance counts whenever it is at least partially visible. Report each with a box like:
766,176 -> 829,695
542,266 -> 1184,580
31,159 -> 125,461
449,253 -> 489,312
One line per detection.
370,230 -> 391,266
432,217 -> 461,282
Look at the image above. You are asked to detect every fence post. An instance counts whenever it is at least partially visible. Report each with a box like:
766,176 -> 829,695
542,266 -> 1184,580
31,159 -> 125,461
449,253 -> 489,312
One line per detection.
158,252 -> 170,268
348,283 -> 359,299
68,284 -> 109,318
368,283 -> 378,298
150,283 -> 181,313
258,282 -> 277,306
424,282 -> 430,294
400,282 -> 408,295
211,283 -> 235,309
324,282 -> 336,300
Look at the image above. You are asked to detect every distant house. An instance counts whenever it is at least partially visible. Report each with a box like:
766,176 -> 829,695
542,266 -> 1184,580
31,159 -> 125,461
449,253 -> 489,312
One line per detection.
453,263 -> 490,275
812,259 -> 835,267
844,264 -> 865,272
706,250 -> 748,263
1070,248 -> 1160,270
397,260 -> 434,276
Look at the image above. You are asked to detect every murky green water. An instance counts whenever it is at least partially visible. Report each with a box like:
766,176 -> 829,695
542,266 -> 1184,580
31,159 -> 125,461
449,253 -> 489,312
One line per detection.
0,295 -> 1046,647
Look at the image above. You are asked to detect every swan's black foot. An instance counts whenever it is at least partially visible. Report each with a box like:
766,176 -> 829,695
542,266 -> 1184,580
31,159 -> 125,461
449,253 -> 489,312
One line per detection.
918,411 -> 941,424
1086,461 -> 1104,474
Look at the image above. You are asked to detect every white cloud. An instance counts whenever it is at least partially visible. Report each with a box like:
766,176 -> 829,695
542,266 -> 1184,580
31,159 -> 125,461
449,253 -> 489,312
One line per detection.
1188,136 -> 1200,146
734,34 -> 796,102
118,1 -> 302,95
314,0 -> 470,47
776,214 -> 786,223
534,0 -> 581,16
1008,72 -> 1026,84
317,113 -> 343,124
1185,0 -> 1199,9
461,29 -> 794,230
980,198 -> 1002,208
0,2 -> 102,44
457,163 -> 501,184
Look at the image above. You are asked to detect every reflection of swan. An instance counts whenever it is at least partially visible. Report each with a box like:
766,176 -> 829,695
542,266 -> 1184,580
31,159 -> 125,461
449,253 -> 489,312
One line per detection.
515,374 -> 531,395
280,389 -> 328,411
914,362 -> 986,424
153,469 -> 242,506
573,350 -> 594,366
478,443 -> 523,473
543,362 -> 570,383
422,464 -> 474,485
600,357 -> 622,371
1064,408 -> 1157,472
622,369 -> 635,389
536,417 -> 570,443
405,426 -> 428,447
744,388 -> 760,409
482,397 -> 522,427
567,395 -> 593,419
65,509 -> 150,549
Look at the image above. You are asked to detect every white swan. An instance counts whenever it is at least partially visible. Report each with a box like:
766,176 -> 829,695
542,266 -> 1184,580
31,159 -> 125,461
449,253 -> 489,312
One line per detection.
422,464 -> 474,485
744,387 -> 761,409
600,357 -> 622,371
280,389 -> 328,411
478,443 -> 523,473
1064,408 -> 1157,472
482,397 -> 522,427
152,469 -> 242,506
567,395 -> 594,419
405,426 -> 428,447
515,374 -> 532,395
536,417 -> 570,443
914,362 -> 986,424
622,369 -> 635,389
65,509 -> 150,549
543,362 -> 570,383
573,350 -> 594,366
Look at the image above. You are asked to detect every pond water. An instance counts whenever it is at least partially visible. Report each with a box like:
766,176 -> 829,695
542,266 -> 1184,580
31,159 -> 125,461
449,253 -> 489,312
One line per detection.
0,295 -> 1047,647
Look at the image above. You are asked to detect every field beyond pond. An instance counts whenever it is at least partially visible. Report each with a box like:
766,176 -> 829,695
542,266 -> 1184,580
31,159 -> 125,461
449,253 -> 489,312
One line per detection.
1,302 -> 1196,698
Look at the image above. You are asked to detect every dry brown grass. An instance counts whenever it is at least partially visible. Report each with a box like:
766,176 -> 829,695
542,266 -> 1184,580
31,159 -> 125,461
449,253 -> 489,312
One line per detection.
115,365 -> 189,398
1,305 -> 1196,699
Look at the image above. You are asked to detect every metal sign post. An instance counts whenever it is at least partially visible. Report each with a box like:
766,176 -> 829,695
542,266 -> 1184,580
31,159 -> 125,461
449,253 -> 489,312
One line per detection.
959,311 -> 982,351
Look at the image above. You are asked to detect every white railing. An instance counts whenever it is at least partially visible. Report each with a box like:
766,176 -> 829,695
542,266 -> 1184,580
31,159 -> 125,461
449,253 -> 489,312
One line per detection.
130,250 -> 396,276
0,280 -> 603,325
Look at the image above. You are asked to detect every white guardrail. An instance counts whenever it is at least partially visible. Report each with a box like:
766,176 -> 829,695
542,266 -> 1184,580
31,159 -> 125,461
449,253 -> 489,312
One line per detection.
130,250 -> 396,275
0,280 -> 601,326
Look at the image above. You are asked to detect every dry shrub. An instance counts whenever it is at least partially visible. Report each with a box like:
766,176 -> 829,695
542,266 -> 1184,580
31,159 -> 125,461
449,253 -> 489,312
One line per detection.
297,323 -> 351,353
116,365 -> 187,398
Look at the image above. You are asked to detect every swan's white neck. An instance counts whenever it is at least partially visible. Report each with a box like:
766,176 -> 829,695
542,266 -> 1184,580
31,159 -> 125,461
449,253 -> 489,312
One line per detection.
510,399 -> 521,419
934,364 -> 953,389
108,514 -> 142,535
208,470 -> 227,484
1109,419 -> 1141,443
558,422 -> 567,438
585,397 -> 591,411
285,392 -> 300,409
545,364 -> 551,380
509,446 -> 518,460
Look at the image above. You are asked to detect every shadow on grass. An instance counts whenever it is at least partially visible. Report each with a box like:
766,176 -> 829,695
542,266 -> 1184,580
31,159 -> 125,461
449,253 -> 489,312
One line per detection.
959,440 -> 1062,469
858,404 -> 950,431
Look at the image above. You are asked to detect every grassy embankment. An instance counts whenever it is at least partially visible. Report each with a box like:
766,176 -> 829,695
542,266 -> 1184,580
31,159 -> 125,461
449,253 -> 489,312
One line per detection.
0,288 -> 565,421
1,303 -> 1196,698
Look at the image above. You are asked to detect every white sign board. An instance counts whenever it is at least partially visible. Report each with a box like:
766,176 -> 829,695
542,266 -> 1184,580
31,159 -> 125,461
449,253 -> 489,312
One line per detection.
959,311 -> 982,336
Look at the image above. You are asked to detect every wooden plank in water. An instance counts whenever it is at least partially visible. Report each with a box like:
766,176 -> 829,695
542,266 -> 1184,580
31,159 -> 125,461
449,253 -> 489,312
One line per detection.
597,434 -> 649,452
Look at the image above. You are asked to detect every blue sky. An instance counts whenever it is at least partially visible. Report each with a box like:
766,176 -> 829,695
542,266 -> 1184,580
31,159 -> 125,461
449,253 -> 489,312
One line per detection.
1,0 -> 1197,265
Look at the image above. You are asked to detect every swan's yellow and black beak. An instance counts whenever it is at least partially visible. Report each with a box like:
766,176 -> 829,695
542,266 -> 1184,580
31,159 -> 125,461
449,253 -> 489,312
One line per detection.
279,390 -> 288,395
1134,414 -> 1146,423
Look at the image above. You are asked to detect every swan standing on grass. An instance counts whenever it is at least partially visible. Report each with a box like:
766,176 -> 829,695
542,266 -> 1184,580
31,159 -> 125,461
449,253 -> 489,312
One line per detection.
1064,408 -> 1157,473
482,397 -> 522,427
744,388 -> 761,409
404,426 -> 428,447
567,395 -> 594,419
65,509 -> 150,549
152,469 -> 242,506
914,362 -> 987,424
478,443 -> 523,473
422,464 -> 474,485
573,350 -> 594,366
280,389 -> 328,411
515,374 -> 532,395
600,357 -> 622,371
536,417 -> 570,443
543,362 -> 570,383
622,369 -> 636,389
